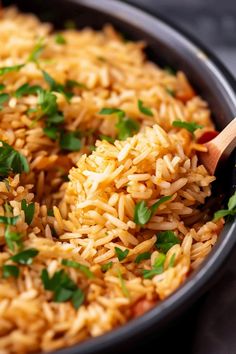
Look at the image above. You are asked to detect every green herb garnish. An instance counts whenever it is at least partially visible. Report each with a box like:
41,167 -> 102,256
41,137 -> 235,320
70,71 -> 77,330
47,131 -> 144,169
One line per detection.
55,33 -> 67,45
61,259 -> 94,279
117,269 -> 129,297
0,84 -> 5,91
142,253 -> 166,279
0,93 -> 10,110
172,120 -> 203,135
166,88 -> 176,97
0,140 -> 29,179
134,196 -> 172,226
101,261 -> 113,272
0,215 -> 19,225
15,83 -> 42,98
99,135 -> 115,143
42,71 -> 73,101
99,107 -> 125,117
38,89 -> 58,116
116,116 -> 140,140
65,79 -> 87,90
59,131 -> 81,151
0,64 -> 24,76
21,199 -> 35,225
5,228 -> 22,252
214,191 -> 236,221
2,264 -> 19,278
115,247 -> 129,262
135,252 -> 151,264
28,39 -> 45,62
138,100 -> 153,116
155,231 -> 180,254
11,248 -> 39,265
41,268 -> 84,309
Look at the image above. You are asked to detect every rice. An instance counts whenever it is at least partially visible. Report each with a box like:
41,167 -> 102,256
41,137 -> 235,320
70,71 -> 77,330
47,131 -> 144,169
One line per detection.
0,7 -> 224,354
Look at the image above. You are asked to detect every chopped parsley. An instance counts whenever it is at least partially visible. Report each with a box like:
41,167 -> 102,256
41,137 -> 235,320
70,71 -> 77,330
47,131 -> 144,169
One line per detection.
142,253 -> 166,279
135,252 -> 151,264
138,100 -> 153,116
0,140 -> 29,179
115,247 -> 129,262
0,93 -> 10,110
21,199 -> 35,225
0,64 -> 24,76
5,228 -> 22,252
55,33 -> 67,45
101,261 -> 113,272
0,84 -> 5,91
38,89 -> 58,116
65,79 -> 87,90
134,196 -> 172,226
42,71 -> 73,101
0,215 -> 19,226
99,135 -> 115,143
116,116 -> 140,140
61,259 -> 94,279
15,83 -> 42,98
169,253 -> 176,268
155,231 -> 180,254
28,39 -> 45,62
117,269 -> 129,297
99,107 -> 125,118
11,248 -> 39,265
59,131 -> 81,151
2,264 -> 19,278
41,268 -> 84,309
172,120 -> 203,135
214,191 -> 236,221
166,88 -> 176,97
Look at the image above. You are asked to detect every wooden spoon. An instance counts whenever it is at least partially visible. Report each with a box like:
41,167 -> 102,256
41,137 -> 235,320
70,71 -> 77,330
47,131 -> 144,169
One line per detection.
198,117 -> 236,175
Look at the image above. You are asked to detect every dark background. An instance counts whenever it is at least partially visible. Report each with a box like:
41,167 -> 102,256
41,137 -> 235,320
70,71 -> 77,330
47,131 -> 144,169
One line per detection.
121,1 -> 236,353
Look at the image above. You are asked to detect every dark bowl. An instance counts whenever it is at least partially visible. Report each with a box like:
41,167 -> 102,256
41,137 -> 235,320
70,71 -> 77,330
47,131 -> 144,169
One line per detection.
3,0 -> 236,353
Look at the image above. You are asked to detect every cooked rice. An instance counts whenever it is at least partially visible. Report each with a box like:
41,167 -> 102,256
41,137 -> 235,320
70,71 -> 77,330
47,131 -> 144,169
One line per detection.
0,7 -> 224,354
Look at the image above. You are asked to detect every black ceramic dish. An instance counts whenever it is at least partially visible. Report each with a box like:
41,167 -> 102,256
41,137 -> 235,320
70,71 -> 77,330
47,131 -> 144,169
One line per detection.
2,0 -> 236,353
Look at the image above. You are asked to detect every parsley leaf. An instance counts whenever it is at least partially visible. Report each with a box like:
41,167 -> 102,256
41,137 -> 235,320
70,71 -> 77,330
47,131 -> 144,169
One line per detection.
15,83 -> 42,98
0,64 -> 24,76
115,247 -> 129,261
0,215 -> 19,225
0,140 -> 29,179
42,71 -> 73,101
99,135 -> 115,143
61,259 -> 94,279
38,89 -> 58,116
0,93 -> 10,110
135,252 -> 151,264
11,248 -> 39,265
142,253 -> 166,279
166,88 -> 176,97
155,231 -> 180,254
0,84 -> 5,91
101,261 -> 113,272
214,191 -> 236,221
55,33 -> 67,45
172,120 -> 203,135
169,253 -> 176,268
59,131 -> 81,151
5,227 -> 22,252
150,196 -> 172,215
28,39 -> 45,62
117,269 -> 129,297
116,116 -> 140,140
2,264 -> 19,278
138,100 -> 153,116
43,126 -> 60,140
134,201 -> 152,226
65,80 -> 87,90
41,268 -> 84,309
21,199 -> 35,225
99,107 -> 125,118
134,196 -> 172,226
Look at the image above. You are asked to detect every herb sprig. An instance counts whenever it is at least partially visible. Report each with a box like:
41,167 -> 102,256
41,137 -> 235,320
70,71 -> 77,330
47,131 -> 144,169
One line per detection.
134,196 -> 172,226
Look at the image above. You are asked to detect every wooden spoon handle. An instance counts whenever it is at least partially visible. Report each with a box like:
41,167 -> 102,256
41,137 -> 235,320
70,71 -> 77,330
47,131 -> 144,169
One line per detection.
199,117 -> 236,175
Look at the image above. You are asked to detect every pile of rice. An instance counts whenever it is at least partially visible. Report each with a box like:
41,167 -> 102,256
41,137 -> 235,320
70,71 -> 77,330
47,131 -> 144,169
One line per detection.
0,7 -> 224,354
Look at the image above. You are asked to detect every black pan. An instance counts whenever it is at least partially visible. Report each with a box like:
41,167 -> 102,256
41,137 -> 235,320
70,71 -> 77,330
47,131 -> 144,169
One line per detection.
2,0 -> 236,353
